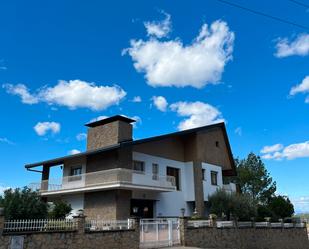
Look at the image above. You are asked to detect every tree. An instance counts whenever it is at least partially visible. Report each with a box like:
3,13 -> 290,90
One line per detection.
268,195 -> 294,219
235,152 -> 276,204
49,200 -> 72,219
0,187 -> 48,219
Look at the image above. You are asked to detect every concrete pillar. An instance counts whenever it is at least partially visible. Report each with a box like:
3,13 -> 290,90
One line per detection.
193,161 -> 205,217
41,165 -> 50,192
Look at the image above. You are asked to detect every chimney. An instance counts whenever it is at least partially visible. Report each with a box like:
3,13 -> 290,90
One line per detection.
85,115 -> 135,150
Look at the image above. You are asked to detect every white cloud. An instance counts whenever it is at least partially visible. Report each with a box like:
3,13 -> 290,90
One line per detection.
0,137 -> 14,145
261,141 -> 309,160
89,115 -> 109,123
34,122 -> 61,136
76,133 -> 87,141
290,76 -> 309,97
260,143 -> 283,154
144,12 -> 171,38
124,18 -> 234,88
132,96 -> 142,103
3,83 -> 39,104
68,149 -> 81,155
152,96 -> 168,112
234,127 -> 242,136
170,101 -> 224,130
3,80 -> 126,111
275,33 -> 309,58
89,114 -> 141,128
291,196 -> 309,214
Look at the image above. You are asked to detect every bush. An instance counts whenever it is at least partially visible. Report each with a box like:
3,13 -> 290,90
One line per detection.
48,200 -> 72,219
0,187 -> 48,219
231,194 -> 257,221
208,189 -> 233,220
208,189 -> 256,221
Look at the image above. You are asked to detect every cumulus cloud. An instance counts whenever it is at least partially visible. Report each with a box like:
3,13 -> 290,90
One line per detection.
3,84 -> 39,104
132,96 -> 142,103
68,149 -> 81,155
124,17 -> 234,88
144,12 -> 171,38
76,133 -> 87,141
290,76 -> 309,99
260,143 -> 283,154
0,137 -> 14,145
275,33 -> 309,58
152,96 -> 168,112
3,80 -> 126,111
261,141 -> 309,160
34,122 -> 61,136
170,101 -> 224,130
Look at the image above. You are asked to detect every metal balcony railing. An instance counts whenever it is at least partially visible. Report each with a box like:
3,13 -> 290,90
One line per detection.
29,168 -> 176,194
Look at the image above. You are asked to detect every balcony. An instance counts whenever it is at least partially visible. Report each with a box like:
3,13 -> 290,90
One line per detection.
29,168 -> 176,196
222,182 -> 237,193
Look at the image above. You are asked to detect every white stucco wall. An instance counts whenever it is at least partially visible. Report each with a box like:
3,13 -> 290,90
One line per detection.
132,152 -> 194,217
63,193 -> 84,218
202,162 -> 223,201
62,160 -> 86,190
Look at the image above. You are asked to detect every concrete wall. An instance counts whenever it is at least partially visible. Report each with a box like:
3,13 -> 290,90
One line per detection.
202,162 -> 223,201
180,219 -> 309,249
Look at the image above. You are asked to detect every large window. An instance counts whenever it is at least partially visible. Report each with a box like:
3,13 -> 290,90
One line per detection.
152,163 -> 159,180
133,160 -> 145,173
202,169 -> 206,181
166,166 -> 180,190
211,171 -> 218,186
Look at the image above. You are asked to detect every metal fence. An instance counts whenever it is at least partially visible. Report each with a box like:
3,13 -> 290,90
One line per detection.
85,219 -> 134,231
187,219 -> 307,229
3,219 -> 77,233
140,218 -> 180,248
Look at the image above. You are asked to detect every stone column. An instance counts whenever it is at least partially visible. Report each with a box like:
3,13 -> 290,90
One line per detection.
179,217 -> 188,246
0,208 -> 4,235
73,215 -> 86,234
193,161 -> 205,217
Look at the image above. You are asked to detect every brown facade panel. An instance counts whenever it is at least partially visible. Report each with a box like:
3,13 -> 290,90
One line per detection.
133,137 -> 185,162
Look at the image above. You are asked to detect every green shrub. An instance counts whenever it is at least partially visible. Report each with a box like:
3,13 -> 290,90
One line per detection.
48,200 -> 72,219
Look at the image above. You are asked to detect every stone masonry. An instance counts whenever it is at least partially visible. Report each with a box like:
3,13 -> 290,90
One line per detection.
0,216 -> 139,249
179,217 -> 309,249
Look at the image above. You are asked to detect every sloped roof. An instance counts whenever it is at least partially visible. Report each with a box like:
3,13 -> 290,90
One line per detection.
25,122 -> 236,175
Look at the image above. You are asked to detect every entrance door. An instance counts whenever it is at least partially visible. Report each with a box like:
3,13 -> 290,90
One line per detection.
130,199 -> 154,218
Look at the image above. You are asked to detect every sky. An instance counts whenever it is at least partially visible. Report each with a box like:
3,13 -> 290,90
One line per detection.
0,0 -> 308,213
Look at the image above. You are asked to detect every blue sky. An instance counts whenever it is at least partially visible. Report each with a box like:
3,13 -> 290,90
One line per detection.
0,0 -> 308,213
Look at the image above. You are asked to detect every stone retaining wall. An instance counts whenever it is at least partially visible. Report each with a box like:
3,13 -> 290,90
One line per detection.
0,217 -> 139,249
180,218 -> 309,249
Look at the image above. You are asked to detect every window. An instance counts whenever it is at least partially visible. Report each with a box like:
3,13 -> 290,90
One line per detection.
166,166 -> 180,190
133,160 -> 145,173
211,171 -> 218,185
215,141 -> 219,147
202,169 -> 206,181
69,166 -> 82,181
152,163 -> 159,180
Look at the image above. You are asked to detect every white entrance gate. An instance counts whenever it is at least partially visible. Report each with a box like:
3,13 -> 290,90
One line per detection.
140,218 -> 180,248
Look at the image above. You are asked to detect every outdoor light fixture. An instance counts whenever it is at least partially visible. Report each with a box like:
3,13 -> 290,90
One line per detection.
132,207 -> 138,214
